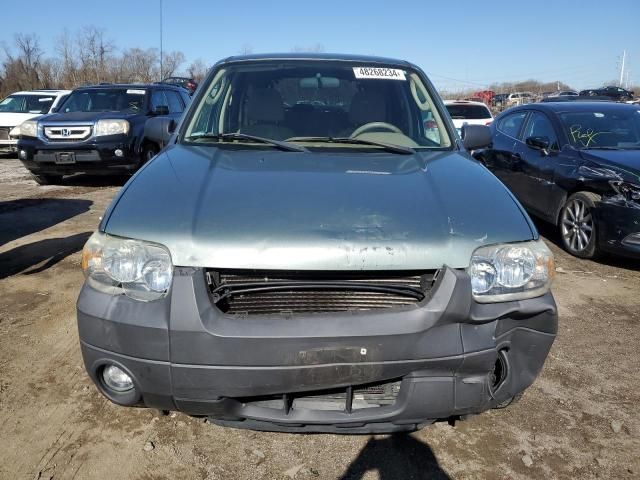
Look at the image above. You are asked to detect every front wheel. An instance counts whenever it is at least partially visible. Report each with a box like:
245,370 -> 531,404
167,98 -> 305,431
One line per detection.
31,173 -> 62,185
142,143 -> 160,164
559,192 -> 600,258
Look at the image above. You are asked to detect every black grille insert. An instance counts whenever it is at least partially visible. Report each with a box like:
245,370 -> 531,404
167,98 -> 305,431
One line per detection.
206,269 -> 437,315
239,379 -> 402,412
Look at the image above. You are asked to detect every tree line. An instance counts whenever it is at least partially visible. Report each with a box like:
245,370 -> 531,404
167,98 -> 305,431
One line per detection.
0,27 -> 209,98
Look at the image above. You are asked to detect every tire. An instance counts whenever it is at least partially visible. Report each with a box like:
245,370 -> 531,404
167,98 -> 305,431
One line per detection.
31,173 -> 62,185
142,143 -> 160,164
559,191 -> 600,259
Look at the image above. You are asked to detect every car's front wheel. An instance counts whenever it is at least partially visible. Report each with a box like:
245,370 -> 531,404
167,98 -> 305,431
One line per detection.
559,192 -> 600,258
31,173 -> 63,185
142,143 -> 160,164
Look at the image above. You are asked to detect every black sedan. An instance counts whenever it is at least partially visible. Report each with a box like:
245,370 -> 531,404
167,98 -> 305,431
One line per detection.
579,86 -> 634,101
475,102 -> 640,259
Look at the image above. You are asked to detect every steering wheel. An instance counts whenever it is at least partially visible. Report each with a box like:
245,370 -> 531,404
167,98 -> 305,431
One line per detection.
351,122 -> 402,138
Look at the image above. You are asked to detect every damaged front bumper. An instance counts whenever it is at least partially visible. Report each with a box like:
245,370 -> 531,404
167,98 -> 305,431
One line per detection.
77,266 -> 557,433
597,198 -> 640,258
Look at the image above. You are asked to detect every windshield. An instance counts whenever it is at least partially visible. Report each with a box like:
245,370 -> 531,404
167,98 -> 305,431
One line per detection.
183,61 -> 451,150
0,94 -> 54,114
59,88 -> 147,113
446,104 -> 491,120
560,109 -> 640,150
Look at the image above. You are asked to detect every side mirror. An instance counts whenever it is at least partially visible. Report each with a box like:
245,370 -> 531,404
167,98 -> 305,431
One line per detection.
153,105 -> 170,116
50,106 -> 59,113
461,124 -> 492,150
526,136 -> 550,154
144,117 -> 176,148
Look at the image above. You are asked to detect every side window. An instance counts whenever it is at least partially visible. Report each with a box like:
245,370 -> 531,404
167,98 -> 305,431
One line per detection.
497,112 -> 527,138
523,112 -> 558,149
150,90 -> 168,111
179,91 -> 191,107
165,90 -> 184,113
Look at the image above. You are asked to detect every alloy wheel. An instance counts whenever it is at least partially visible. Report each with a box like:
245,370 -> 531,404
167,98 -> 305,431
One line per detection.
561,198 -> 594,252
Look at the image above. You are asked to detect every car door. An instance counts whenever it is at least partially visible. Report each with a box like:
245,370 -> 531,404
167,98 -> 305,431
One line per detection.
485,110 -> 529,199
517,110 -> 561,219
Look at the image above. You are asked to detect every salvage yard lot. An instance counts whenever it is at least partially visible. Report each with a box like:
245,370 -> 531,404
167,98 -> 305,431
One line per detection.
0,157 -> 639,480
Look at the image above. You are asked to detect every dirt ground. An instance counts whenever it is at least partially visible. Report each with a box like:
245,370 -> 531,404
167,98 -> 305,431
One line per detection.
0,157 -> 638,480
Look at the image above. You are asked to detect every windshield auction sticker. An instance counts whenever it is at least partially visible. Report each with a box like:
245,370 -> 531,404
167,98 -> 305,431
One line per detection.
353,67 -> 406,80
126,89 -> 146,95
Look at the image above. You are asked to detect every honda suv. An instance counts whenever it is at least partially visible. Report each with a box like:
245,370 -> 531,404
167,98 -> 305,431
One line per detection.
16,83 -> 190,184
77,54 -> 558,433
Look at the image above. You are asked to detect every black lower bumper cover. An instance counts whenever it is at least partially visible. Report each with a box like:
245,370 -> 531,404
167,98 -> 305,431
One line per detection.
18,138 -> 140,175
77,267 -> 558,433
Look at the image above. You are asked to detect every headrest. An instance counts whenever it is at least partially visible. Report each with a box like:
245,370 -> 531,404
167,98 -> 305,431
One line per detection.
246,89 -> 285,123
349,91 -> 386,125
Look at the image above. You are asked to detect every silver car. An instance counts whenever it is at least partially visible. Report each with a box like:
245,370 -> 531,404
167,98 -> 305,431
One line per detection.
77,54 -> 557,434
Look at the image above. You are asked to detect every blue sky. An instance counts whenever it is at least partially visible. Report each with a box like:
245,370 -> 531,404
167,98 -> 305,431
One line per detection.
1,0 -> 637,91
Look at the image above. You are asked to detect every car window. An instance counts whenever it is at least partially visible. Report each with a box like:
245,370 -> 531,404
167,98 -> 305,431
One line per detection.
559,109 -> 640,150
446,104 -> 492,120
179,91 -> 191,106
524,112 -> 558,149
0,94 -> 53,114
53,94 -> 70,110
497,111 -> 527,138
60,89 -> 146,113
184,62 -> 452,149
151,90 -> 168,111
165,90 -> 184,113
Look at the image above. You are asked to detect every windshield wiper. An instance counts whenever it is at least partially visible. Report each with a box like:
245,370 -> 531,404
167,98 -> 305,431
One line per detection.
186,132 -> 307,152
286,136 -> 415,154
585,146 -> 622,150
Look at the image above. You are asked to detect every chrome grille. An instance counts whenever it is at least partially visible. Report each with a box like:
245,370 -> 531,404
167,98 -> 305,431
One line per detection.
207,270 -> 435,315
43,125 -> 92,141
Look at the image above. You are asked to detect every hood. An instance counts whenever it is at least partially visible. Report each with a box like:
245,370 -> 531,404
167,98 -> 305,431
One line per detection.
39,111 -> 142,123
102,146 -> 535,270
580,150 -> 640,182
0,112 -> 40,127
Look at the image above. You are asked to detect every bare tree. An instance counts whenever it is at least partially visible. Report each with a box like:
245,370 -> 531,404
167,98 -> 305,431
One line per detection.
186,58 -> 209,82
76,26 -> 115,84
120,48 -> 159,83
161,51 -> 186,78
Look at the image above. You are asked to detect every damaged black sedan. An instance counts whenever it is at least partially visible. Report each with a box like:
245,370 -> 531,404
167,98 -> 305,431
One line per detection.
478,102 -> 640,259
77,53 -> 557,434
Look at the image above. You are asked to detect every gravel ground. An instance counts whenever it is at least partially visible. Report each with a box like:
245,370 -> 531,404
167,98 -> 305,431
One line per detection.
0,157 -> 638,480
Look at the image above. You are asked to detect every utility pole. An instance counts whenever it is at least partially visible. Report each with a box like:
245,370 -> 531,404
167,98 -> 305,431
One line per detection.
619,50 -> 626,87
160,0 -> 163,81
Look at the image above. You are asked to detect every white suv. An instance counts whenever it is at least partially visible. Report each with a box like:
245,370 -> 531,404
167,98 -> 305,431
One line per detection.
444,100 -> 494,134
0,89 -> 71,154
506,92 -> 534,107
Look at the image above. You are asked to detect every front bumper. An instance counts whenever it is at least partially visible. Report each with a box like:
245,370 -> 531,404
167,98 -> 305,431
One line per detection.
17,136 -> 140,175
597,200 -> 640,258
0,139 -> 17,153
77,267 -> 558,433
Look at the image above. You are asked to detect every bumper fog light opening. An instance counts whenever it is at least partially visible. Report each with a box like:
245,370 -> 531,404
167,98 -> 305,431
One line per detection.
489,349 -> 509,393
102,364 -> 134,392
19,150 -> 27,160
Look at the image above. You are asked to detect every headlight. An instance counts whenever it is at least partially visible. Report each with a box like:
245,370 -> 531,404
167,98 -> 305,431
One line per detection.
9,125 -> 21,137
468,240 -> 555,303
81,232 -> 172,301
95,119 -> 129,136
19,120 -> 38,137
